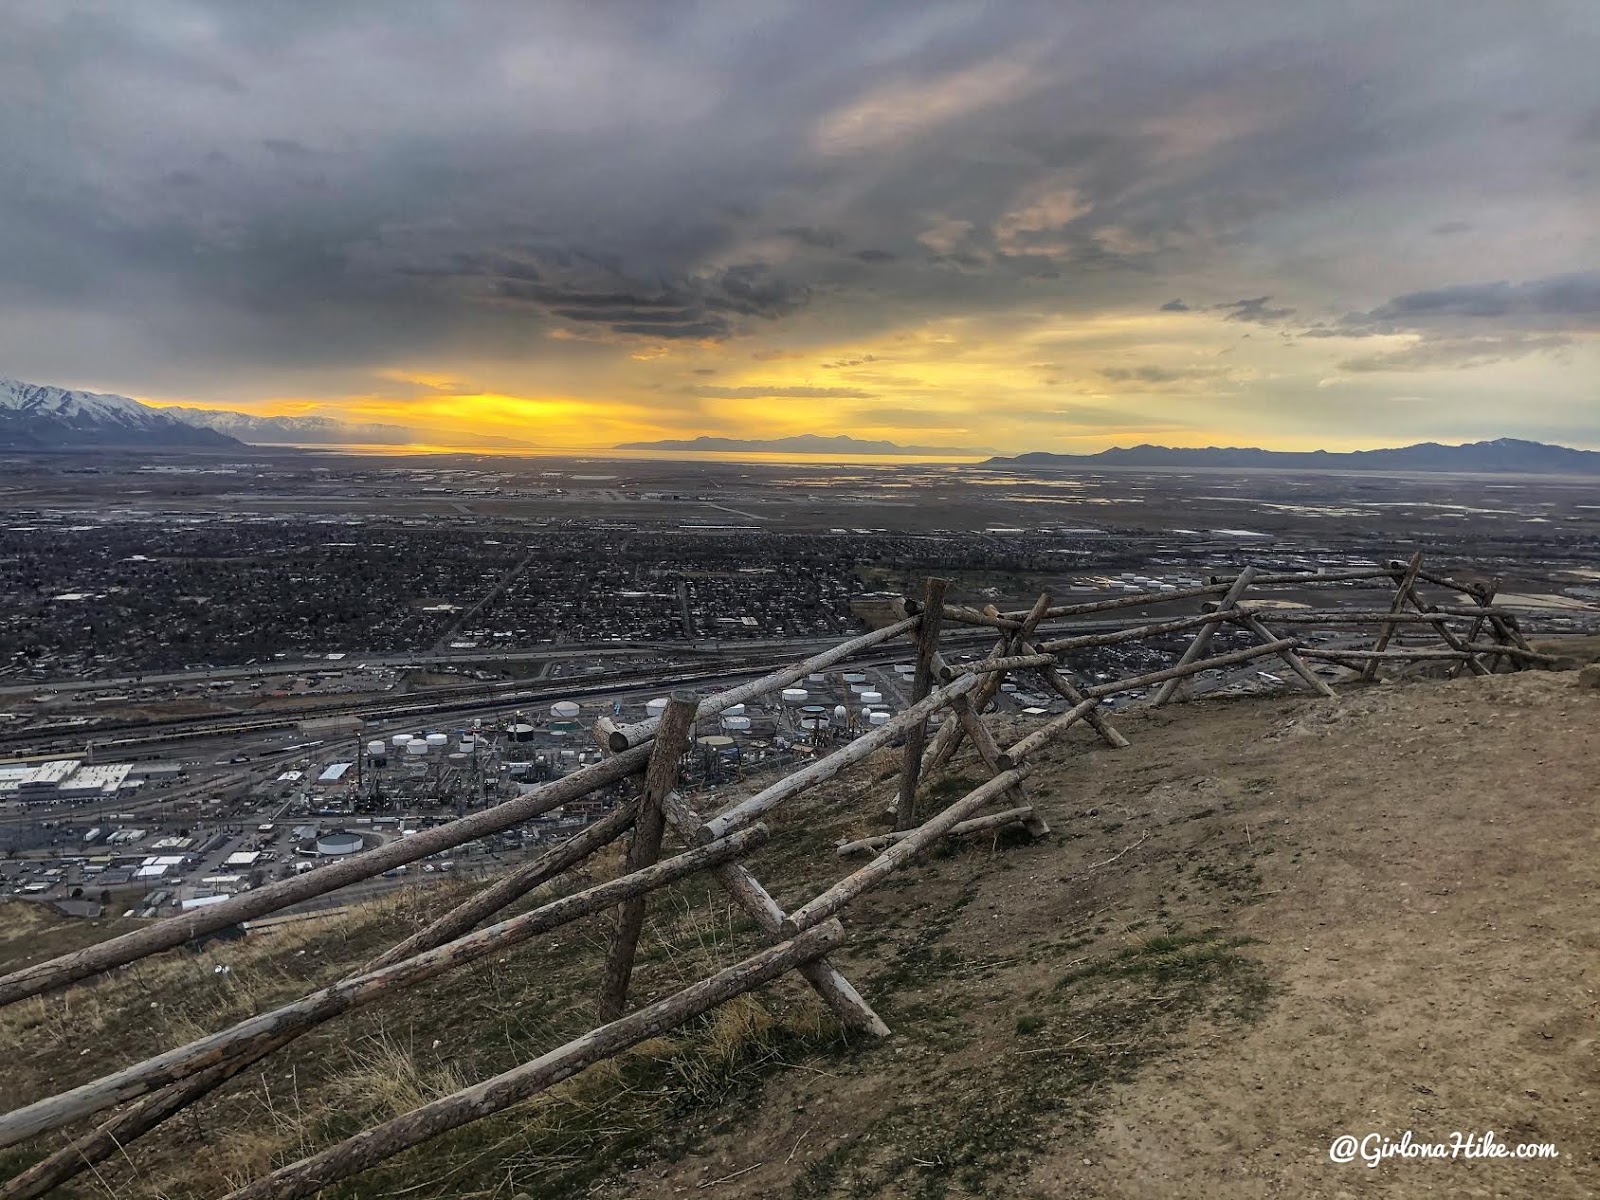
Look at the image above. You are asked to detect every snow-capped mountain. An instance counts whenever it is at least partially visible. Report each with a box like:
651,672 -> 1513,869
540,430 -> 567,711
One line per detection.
161,406 -> 416,445
0,379 -> 241,449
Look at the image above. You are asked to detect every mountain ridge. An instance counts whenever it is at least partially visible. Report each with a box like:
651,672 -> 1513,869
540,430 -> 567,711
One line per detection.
0,379 -> 241,450
987,437 -> 1600,474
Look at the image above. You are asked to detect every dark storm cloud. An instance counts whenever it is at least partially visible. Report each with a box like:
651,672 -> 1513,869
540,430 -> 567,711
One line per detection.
0,0 -> 1595,410
1368,272 -> 1600,323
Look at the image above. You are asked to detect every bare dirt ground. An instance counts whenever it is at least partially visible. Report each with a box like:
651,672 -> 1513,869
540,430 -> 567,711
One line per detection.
602,669 -> 1599,1199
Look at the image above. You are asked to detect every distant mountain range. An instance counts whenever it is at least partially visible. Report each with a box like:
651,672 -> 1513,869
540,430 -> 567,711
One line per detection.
159,406 -> 418,445
988,438 -> 1600,474
0,379 -> 240,449
615,433 -> 986,455
0,378 -> 533,450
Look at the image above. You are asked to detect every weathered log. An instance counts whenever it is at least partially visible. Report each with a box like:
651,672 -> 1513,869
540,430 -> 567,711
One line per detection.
897,577 -> 949,830
784,768 -> 1030,934
599,695 -> 698,1021
604,617 -> 919,751
924,595 -> 1050,772
943,652 -> 1059,677
1391,562 -> 1495,677
996,568 -> 1395,621
835,805 -> 1040,856
1238,613 -> 1336,698
1240,608 -> 1515,623
0,826 -> 769,1150
1300,643 -> 1555,663
944,692 -> 1046,834
0,741 -> 654,1008
657,792 -> 889,1037
1409,564 -> 1495,596
694,670 -> 981,844
1085,638 -> 1298,698
5,808 -> 647,1198
1448,576 -> 1500,680
940,604 -> 1022,630
1363,552 -> 1423,681
219,920 -> 846,1200
0,1032 -> 304,1200
1153,567 -> 1258,705
1033,608 -> 1235,654
368,801 -> 639,971
1000,698 -> 1101,765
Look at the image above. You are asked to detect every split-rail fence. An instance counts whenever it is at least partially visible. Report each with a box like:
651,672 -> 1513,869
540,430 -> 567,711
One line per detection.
0,553 -> 1553,1198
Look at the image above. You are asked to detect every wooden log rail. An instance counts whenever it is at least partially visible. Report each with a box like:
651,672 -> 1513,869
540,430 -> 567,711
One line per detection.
603,615 -> 920,751
221,921 -> 848,1200
837,805 -> 1039,856
0,741 -> 655,1008
1301,644 -> 1554,663
782,767 -> 1031,934
692,671 -> 982,843
0,825 -> 772,1150
3,803 -> 651,1200
978,567 -> 1400,624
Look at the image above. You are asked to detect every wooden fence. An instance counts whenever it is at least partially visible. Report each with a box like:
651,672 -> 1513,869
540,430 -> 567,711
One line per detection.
0,553 -> 1553,1198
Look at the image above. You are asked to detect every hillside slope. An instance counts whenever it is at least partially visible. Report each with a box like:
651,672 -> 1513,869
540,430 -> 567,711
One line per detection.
2,671 -> 1596,1198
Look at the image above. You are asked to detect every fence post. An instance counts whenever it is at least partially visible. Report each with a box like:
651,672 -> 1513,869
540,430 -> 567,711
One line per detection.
1362,552 -> 1423,681
598,691 -> 697,1021
896,577 -> 949,830
1153,566 -> 1257,705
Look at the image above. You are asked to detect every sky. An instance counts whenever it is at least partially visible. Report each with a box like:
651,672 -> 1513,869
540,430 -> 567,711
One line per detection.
2,0 -> 1597,454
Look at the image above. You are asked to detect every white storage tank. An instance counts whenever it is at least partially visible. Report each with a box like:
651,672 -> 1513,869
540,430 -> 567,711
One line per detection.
366,740 -> 387,759
721,703 -> 745,717
425,733 -> 449,750
721,715 -> 752,732
406,738 -> 429,756
391,733 -> 413,748
869,711 -> 892,727
550,701 -> 581,720
860,691 -> 883,705
645,697 -> 669,718
842,672 -> 867,684
781,688 -> 808,705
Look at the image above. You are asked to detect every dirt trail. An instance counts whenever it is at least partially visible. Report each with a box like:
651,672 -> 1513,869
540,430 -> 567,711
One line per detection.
607,670 -> 1599,1199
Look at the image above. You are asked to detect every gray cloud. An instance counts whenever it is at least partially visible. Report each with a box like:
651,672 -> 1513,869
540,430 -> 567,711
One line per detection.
1218,296 -> 1296,325
1368,272 -> 1600,324
1338,334 -> 1572,373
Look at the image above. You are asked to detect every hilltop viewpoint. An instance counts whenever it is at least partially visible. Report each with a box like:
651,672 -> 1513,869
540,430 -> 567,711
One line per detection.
2,664 -> 1597,1198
